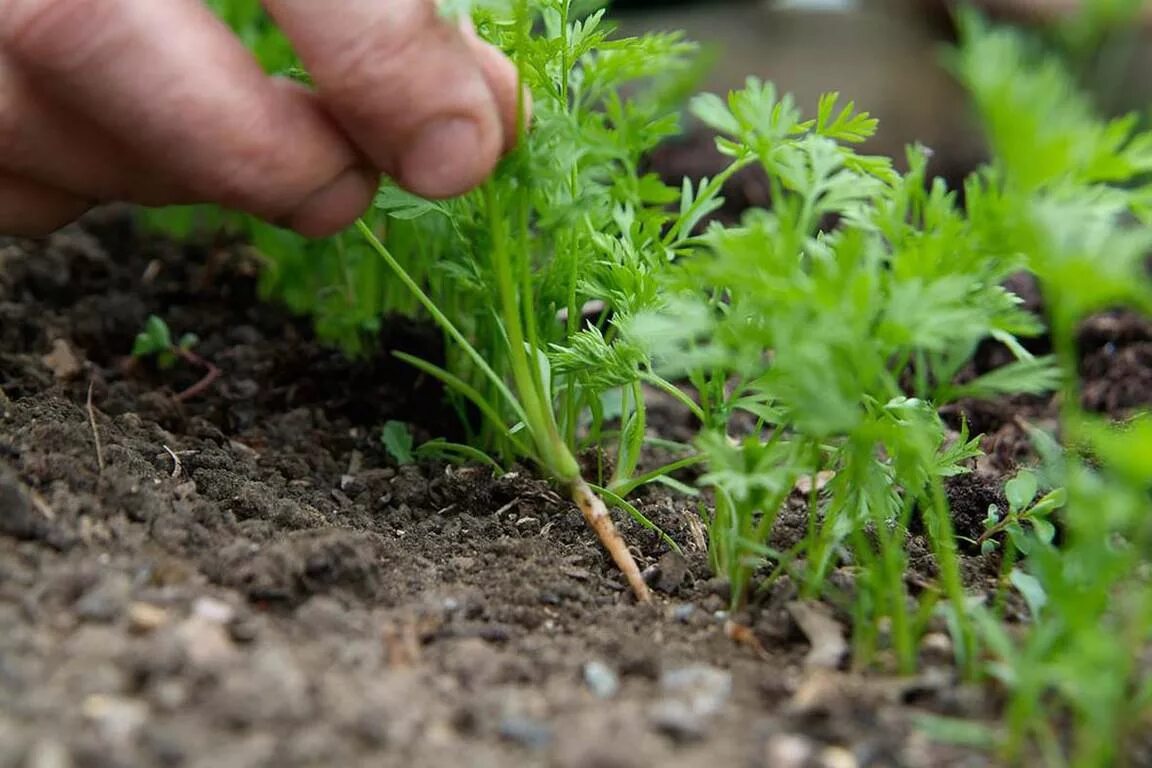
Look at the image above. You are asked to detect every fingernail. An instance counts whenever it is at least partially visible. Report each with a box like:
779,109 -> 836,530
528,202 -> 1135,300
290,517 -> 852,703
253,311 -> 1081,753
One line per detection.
399,118 -> 484,199
284,167 -> 378,237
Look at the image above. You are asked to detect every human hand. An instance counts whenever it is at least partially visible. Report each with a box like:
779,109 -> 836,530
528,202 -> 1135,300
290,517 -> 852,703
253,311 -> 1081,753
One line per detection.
0,0 -> 523,237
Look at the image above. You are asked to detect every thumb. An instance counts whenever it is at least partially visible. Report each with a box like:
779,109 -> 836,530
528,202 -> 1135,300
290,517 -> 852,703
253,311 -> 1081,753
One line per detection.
262,0 -> 516,199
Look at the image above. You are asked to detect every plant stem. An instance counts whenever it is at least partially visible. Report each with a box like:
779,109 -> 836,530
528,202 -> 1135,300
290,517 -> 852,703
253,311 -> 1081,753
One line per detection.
174,349 -> 221,402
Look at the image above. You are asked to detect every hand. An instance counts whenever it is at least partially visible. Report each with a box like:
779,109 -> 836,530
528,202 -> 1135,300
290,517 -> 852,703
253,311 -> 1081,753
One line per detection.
0,0 -> 523,237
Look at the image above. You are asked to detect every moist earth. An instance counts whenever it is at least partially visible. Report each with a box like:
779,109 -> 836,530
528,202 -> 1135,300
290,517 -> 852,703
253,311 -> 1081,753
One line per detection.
0,204 -> 1148,768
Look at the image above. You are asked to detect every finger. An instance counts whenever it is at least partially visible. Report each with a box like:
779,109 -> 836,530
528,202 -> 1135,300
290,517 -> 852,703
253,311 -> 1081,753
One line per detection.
1,0 -> 372,234
261,0 -> 515,199
0,172 -> 91,237
461,26 -> 531,154
0,58 -> 189,206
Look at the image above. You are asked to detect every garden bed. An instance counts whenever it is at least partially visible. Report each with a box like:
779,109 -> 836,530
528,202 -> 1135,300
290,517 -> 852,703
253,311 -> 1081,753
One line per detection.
0,190 -> 1148,767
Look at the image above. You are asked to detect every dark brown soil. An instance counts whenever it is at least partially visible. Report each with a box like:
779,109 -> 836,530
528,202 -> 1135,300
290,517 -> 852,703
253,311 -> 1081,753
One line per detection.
0,205 -> 1147,768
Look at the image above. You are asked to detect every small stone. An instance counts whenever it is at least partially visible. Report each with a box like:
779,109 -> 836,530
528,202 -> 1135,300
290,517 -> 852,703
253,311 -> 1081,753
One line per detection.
151,680 -> 188,711
920,632 -> 954,665
214,646 -> 311,725
670,603 -> 695,623
127,603 -> 169,633
192,596 -> 235,624
702,577 -> 732,603
655,551 -> 689,593
41,339 -> 83,380
175,615 -> 238,670
75,574 -> 132,623
763,733 -> 815,768
582,660 -> 620,699
651,665 -> 733,741
650,700 -> 706,741
23,738 -> 73,768
818,746 -> 858,768
228,616 -> 260,644
82,694 -> 149,746
499,716 -> 553,749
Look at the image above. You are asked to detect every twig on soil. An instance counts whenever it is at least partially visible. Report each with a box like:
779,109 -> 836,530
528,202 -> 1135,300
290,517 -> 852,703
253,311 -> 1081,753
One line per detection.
570,477 -> 652,603
173,348 -> 221,403
162,445 -> 183,480
86,380 -> 105,477
788,601 -> 848,671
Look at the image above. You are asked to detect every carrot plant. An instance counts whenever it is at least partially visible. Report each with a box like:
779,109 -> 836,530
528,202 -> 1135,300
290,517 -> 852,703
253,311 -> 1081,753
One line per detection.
143,3 -> 1152,758
625,78 -> 1057,670
352,0 -> 717,601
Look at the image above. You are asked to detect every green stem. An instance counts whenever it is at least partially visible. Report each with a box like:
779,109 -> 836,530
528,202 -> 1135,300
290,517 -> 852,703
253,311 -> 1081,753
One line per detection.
609,454 -> 706,498
356,219 -> 528,429
485,184 -> 578,480
641,371 -> 706,423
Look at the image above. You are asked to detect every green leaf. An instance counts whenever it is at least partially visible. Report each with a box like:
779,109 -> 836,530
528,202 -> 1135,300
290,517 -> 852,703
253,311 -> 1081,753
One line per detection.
1009,567 -> 1048,618
945,355 -> 1062,402
132,315 -> 173,358
381,420 -> 416,465
1028,516 -> 1056,545
810,91 -> 879,144
374,185 -> 450,220
913,714 -> 1001,750
1005,470 -> 1039,513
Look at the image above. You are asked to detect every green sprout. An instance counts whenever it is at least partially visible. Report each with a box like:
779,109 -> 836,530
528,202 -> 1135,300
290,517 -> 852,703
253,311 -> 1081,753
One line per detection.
131,315 -> 220,402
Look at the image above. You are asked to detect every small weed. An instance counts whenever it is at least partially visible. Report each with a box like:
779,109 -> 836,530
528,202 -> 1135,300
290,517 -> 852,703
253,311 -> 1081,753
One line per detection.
132,315 -> 198,370
132,315 -> 221,402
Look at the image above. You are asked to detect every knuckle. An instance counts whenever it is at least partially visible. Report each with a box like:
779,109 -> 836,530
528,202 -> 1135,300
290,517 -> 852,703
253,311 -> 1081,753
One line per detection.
199,139 -> 288,213
194,113 -> 321,217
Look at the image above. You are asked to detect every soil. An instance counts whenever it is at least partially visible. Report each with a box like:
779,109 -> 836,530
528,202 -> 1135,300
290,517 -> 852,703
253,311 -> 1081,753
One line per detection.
0,200 -> 1149,768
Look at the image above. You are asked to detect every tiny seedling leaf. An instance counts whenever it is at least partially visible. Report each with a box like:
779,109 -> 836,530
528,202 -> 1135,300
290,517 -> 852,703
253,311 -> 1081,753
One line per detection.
381,420 -> 416,465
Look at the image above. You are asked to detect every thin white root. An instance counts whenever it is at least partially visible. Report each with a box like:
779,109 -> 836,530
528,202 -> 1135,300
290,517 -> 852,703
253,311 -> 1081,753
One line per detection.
570,477 -> 652,603
86,380 -> 105,477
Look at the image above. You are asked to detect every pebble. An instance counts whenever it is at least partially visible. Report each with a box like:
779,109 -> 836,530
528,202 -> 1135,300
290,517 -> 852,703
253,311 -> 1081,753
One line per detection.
818,746 -> 859,768
192,596 -> 235,624
127,602 -> 169,633
175,614 -> 238,670
23,739 -> 73,768
669,603 -> 696,623
75,574 -> 131,623
498,716 -> 553,749
582,660 -> 620,699
214,646 -> 312,725
654,551 -> 689,593
650,665 -> 733,741
763,733 -> 815,768
919,632 -> 954,665
82,694 -> 149,746
660,665 -> 732,714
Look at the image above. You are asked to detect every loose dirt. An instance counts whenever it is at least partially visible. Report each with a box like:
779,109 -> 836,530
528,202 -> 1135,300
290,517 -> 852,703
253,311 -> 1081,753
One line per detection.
0,197 -> 1147,767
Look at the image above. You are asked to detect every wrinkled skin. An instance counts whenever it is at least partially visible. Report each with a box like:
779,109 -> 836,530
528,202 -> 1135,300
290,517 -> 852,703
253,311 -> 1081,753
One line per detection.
0,0 -> 523,237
